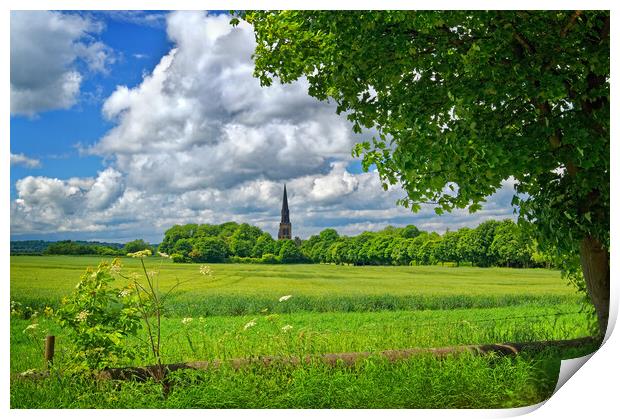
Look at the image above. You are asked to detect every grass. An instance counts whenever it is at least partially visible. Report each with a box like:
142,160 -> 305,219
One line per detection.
10,345 -> 598,409
9,255 -> 597,408
11,255 -> 581,315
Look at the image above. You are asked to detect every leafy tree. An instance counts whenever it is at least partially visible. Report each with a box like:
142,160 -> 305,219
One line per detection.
123,239 -> 151,254
490,220 -> 533,268
390,237 -> 412,265
241,10 -> 610,333
456,228 -> 477,266
195,224 -> 221,238
442,231 -> 463,266
217,222 -> 240,240
160,224 -> 197,254
252,233 -> 276,258
401,225 -> 421,239
173,238 -> 193,257
279,239 -> 305,263
191,237 -> 229,262
473,220 -> 502,267
230,223 -> 262,257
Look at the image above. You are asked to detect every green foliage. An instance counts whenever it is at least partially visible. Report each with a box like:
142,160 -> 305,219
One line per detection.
252,233 -> 276,258
191,237 -> 228,262
123,239 -> 152,254
170,253 -> 189,263
261,253 -> 280,264
279,240 -> 306,263
161,222 -> 308,264
301,219 -> 539,268
44,240 -> 124,256
55,260 -> 141,371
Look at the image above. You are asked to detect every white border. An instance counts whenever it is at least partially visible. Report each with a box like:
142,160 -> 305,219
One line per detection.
3,1 -> 617,418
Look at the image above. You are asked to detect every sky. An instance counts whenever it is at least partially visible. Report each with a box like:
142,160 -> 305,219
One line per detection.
9,10 -> 519,244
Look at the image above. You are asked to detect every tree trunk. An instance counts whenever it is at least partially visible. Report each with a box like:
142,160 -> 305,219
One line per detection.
580,235 -> 610,336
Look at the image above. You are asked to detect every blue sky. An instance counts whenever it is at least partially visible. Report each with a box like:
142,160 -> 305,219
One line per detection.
11,12 -> 172,193
10,10 -> 517,244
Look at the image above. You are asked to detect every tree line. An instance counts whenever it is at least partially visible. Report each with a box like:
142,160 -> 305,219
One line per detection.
158,222 -> 305,264
159,219 -> 551,268
10,239 -> 153,256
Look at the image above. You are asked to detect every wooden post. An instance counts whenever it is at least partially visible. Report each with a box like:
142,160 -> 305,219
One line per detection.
45,335 -> 55,368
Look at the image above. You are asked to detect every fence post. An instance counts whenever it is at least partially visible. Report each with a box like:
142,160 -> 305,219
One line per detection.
45,335 -> 55,368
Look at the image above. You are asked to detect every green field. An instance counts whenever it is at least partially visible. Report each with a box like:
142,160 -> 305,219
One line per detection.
10,255 -> 596,408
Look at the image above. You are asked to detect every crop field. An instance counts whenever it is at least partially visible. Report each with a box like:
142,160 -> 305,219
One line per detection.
10,255 -> 597,408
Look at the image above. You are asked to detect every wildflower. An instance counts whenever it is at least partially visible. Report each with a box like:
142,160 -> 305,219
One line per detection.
43,306 -> 54,317
181,317 -> 193,325
243,319 -> 257,330
127,249 -> 152,258
110,264 -> 122,274
76,310 -> 90,322
23,323 -> 38,333
281,325 -> 293,332
278,295 -> 292,302
147,271 -> 159,278
20,369 -> 37,377
118,289 -> 131,298
199,265 -> 213,276
157,252 -> 169,258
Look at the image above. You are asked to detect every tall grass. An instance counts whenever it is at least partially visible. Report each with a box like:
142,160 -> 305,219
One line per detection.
10,345 -> 598,409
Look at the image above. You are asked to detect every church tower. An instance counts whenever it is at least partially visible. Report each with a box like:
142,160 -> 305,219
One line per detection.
278,184 -> 292,240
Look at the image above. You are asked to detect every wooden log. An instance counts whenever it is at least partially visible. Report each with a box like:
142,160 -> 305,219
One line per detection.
98,336 -> 598,381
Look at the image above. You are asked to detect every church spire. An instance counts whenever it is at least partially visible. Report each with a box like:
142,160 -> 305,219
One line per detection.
278,184 -> 292,239
281,184 -> 290,224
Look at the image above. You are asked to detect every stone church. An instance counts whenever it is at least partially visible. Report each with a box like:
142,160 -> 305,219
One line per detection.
278,184 -> 292,240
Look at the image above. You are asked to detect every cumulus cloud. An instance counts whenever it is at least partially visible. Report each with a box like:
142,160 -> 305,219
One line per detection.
12,168 -> 124,234
10,11 -> 518,241
10,153 -> 41,168
92,12 -> 361,192
10,11 -> 113,116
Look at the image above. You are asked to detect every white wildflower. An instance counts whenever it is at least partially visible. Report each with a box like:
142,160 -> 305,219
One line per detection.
23,323 -> 38,333
181,317 -> 193,325
20,369 -> 37,377
76,310 -> 90,322
118,289 -> 131,298
110,264 -> 122,274
281,325 -> 293,332
128,249 -> 152,258
199,265 -> 213,276
278,295 -> 292,302
243,319 -> 257,330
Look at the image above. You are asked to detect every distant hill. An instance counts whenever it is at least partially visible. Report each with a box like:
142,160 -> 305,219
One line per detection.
10,240 -> 125,255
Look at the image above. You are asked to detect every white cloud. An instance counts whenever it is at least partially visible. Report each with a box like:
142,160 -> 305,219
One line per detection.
92,12 -> 361,192
10,153 -> 41,168
10,11 -> 113,116
12,169 -> 124,235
